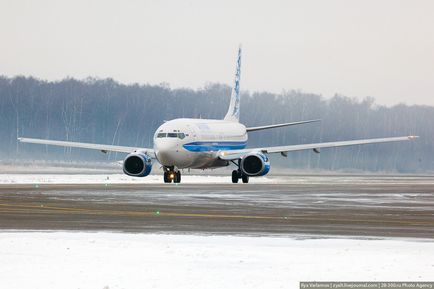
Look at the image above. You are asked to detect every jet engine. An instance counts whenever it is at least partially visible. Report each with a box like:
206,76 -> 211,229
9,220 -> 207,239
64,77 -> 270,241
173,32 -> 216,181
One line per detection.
240,152 -> 270,176
123,152 -> 152,177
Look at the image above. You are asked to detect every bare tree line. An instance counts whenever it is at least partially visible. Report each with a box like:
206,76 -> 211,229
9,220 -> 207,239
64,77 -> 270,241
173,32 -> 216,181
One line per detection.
0,76 -> 432,172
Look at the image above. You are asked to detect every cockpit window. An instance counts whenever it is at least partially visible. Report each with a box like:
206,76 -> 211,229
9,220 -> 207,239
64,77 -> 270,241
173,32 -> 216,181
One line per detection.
156,132 -> 187,139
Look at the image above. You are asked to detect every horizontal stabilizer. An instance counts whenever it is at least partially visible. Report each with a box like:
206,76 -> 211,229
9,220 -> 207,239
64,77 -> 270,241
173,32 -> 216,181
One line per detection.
246,119 -> 321,132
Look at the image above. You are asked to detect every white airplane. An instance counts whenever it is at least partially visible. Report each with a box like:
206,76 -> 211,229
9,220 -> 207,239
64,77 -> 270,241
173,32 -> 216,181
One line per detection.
18,47 -> 418,183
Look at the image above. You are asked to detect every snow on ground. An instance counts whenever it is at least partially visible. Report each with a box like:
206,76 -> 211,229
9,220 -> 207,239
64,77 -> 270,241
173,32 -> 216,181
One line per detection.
0,173 -> 270,184
0,232 -> 433,289
1,173 -> 433,185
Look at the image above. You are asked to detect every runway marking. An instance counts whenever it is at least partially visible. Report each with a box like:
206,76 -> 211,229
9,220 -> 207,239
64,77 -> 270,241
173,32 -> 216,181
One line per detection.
0,202 -> 433,227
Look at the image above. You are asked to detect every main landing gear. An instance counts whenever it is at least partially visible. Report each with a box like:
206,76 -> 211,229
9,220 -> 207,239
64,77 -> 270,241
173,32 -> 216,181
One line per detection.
163,167 -> 181,183
231,159 -> 249,184
231,169 -> 249,184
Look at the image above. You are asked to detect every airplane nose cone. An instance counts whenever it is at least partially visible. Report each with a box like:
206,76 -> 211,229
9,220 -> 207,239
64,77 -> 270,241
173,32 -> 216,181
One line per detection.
156,151 -> 176,166
154,139 -> 179,166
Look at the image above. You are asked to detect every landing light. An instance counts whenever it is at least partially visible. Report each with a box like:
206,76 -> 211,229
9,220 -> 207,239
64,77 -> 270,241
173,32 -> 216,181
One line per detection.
169,173 -> 175,179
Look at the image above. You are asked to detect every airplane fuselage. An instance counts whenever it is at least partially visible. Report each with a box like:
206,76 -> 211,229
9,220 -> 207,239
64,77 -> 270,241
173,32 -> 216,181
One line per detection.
154,118 -> 247,169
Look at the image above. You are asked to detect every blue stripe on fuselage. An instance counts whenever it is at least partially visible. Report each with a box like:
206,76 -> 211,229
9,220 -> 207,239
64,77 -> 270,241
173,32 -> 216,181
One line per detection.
183,141 -> 246,152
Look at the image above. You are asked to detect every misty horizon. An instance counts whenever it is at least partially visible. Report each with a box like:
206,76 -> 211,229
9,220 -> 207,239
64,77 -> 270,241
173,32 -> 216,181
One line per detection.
3,74 -> 433,109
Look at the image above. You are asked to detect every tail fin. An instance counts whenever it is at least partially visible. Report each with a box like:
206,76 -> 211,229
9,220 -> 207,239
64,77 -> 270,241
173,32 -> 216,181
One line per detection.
224,46 -> 242,122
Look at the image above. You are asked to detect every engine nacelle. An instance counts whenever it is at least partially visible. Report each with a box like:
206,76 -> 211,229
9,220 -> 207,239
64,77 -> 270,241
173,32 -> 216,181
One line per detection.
123,152 -> 152,177
240,152 -> 270,176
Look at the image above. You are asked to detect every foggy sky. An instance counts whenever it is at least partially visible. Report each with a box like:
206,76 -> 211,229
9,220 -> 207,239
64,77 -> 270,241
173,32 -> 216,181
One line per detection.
1,0 -> 434,106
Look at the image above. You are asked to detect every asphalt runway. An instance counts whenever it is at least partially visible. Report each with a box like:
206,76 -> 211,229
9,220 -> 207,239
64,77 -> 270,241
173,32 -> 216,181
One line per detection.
0,175 -> 433,238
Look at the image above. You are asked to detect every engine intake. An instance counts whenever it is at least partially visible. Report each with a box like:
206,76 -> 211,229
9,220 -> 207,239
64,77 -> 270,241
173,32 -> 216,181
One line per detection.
240,152 -> 270,176
123,152 -> 152,177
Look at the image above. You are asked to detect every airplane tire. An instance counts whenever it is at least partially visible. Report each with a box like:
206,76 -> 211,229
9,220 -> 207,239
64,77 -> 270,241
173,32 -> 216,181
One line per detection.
232,170 -> 239,183
163,172 -> 171,183
174,171 -> 181,183
241,174 -> 249,183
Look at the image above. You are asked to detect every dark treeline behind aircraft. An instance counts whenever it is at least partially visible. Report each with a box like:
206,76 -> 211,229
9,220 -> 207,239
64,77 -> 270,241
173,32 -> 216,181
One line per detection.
0,76 -> 432,173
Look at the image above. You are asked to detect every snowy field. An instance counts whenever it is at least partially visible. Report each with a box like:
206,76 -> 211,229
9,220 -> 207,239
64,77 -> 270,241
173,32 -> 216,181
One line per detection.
0,232 -> 433,289
1,173 -> 433,185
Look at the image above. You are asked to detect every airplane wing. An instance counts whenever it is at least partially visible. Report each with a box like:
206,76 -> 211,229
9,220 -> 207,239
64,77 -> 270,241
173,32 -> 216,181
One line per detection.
219,136 -> 418,160
18,137 -> 154,155
246,119 -> 321,132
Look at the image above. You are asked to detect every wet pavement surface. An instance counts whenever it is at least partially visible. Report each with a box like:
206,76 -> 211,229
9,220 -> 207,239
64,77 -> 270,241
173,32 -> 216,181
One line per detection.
0,175 -> 433,238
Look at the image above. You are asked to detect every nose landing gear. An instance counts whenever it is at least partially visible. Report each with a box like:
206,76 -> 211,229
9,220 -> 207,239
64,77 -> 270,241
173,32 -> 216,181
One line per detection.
163,167 -> 181,183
